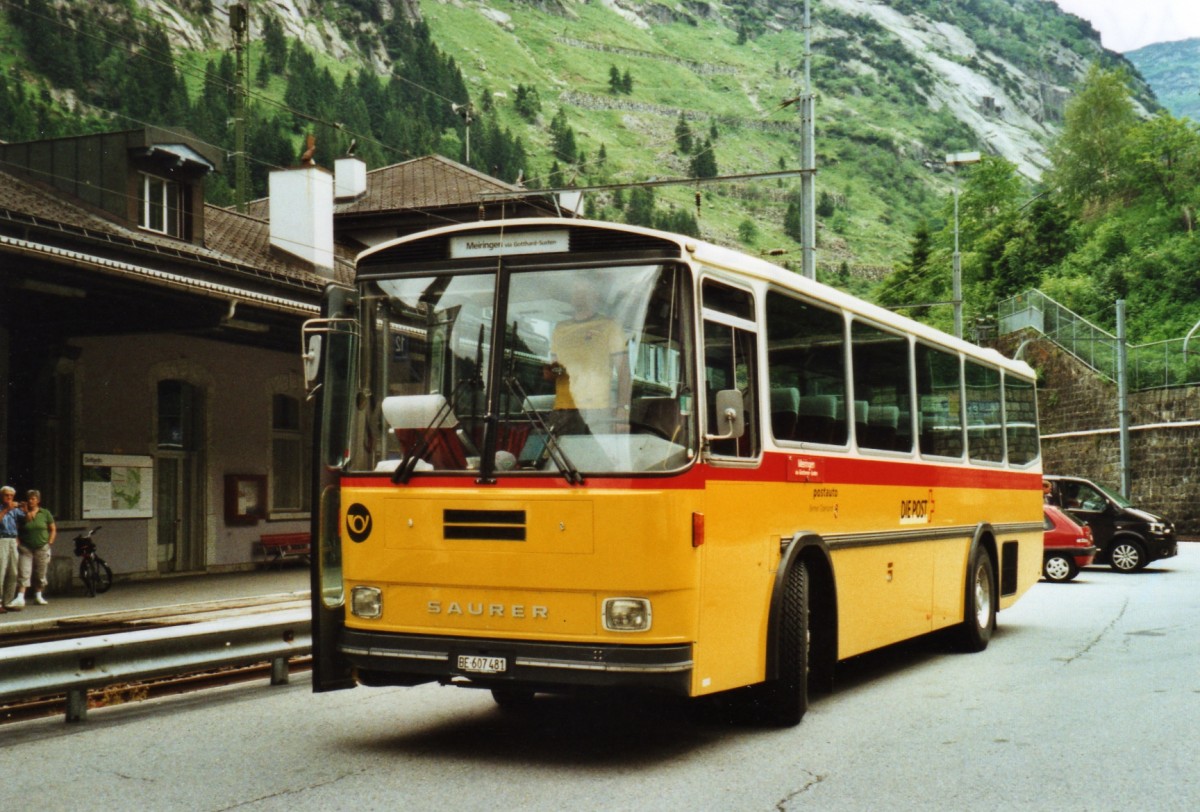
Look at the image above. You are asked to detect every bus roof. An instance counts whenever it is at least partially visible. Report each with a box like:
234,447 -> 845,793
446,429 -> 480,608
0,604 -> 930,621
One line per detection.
355,217 -> 1036,380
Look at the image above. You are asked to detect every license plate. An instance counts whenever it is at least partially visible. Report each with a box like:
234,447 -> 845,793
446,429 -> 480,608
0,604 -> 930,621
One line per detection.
457,655 -> 507,674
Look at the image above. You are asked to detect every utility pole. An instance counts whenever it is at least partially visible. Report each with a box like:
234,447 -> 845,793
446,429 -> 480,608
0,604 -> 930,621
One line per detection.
945,151 -> 981,340
453,103 -> 474,166
1116,299 -> 1131,498
230,2 -> 249,213
799,0 -> 816,280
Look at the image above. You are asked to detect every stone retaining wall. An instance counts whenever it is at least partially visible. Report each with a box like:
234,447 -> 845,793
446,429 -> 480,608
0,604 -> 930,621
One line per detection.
999,333 -> 1200,534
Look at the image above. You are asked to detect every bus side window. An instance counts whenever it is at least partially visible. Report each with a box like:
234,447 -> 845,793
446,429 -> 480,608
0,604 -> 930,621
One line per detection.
702,279 -> 759,459
916,343 -> 964,458
1004,372 -> 1039,466
703,319 -> 759,458
965,360 -> 1003,463
851,320 -> 913,453
765,291 -> 847,445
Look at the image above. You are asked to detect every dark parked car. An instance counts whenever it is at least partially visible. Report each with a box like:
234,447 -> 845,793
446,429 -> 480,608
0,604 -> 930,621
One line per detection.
1042,505 -> 1096,582
1043,475 -> 1177,572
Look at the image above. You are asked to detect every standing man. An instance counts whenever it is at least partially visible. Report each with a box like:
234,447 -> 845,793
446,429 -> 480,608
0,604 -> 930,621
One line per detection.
0,486 -> 22,612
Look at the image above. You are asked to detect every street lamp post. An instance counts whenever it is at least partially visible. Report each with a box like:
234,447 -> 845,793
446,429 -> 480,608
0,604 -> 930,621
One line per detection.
946,151 -> 980,340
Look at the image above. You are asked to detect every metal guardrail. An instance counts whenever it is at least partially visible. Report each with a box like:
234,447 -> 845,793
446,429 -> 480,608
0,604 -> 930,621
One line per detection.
0,608 -> 311,722
999,289 -> 1200,390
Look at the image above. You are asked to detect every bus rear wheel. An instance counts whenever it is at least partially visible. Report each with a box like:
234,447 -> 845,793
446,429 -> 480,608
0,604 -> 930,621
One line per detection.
953,547 -> 995,652
758,559 -> 811,727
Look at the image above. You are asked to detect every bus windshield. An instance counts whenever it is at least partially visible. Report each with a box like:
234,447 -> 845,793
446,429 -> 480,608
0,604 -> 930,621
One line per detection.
355,262 -> 696,477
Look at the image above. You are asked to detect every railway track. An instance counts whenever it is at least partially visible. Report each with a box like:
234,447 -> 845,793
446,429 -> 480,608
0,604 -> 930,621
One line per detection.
0,594 -> 311,725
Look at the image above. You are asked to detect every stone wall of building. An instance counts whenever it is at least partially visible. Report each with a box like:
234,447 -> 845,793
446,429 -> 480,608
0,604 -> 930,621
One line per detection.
998,333 -> 1200,535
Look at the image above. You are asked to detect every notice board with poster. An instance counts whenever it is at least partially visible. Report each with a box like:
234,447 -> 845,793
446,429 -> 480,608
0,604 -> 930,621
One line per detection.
82,453 -> 154,518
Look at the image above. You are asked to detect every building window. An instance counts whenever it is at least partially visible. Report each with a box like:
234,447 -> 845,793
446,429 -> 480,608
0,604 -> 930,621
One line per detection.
158,380 -> 198,450
138,172 -> 183,237
271,394 -> 310,515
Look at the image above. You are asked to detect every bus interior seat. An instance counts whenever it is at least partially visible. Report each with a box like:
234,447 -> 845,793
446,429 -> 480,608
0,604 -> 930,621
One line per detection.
770,387 -> 801,440
382,394 -> 471,469
865,404 -> 899,449
797,394 -> 837,443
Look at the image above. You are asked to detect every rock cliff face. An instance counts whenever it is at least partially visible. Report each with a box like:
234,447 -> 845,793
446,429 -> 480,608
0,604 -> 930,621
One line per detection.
132,0 -> 423,72
100,0 -> 1134,182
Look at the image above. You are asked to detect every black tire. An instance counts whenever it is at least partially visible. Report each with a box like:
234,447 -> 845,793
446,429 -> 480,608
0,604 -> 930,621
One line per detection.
1108,539 -> 1145,573
94,558 -> 113,593
1043,554 -> 1079,583
80,558 -> 97,597
953,547 -> 995,652
758,559 -> 811,727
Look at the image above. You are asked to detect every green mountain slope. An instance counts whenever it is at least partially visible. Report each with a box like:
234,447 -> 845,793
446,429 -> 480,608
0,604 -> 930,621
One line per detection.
0,0 -> 1149,281
1125,37 -> 1200,122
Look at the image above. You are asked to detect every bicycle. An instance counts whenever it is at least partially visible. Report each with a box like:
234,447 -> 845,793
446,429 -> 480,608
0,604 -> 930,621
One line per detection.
73,526 -> 113,597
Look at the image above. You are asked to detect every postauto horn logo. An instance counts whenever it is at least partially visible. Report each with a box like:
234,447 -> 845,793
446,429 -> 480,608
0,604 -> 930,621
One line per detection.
346,503 -> 372,543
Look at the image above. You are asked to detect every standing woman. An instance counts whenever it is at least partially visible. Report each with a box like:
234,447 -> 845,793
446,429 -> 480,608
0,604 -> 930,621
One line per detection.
0,486 -> 20,611
16,489 -> 55,606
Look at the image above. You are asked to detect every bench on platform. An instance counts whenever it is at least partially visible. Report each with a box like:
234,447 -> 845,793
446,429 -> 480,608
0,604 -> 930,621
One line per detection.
258,532 -> 311,567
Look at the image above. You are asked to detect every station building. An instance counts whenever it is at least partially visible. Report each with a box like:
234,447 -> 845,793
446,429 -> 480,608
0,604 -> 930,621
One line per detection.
0,127 -> 561,584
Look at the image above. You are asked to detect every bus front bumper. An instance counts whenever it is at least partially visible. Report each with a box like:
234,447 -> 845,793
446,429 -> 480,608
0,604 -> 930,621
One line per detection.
340,628 -> 694,694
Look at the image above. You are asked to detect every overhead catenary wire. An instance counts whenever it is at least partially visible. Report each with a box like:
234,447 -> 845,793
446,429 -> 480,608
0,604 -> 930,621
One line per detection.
0,0 -> 847,253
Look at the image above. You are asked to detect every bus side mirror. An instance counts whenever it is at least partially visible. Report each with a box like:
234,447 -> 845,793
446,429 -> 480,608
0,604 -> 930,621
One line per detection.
303,333 -> 322,391
706,389 -> 745,441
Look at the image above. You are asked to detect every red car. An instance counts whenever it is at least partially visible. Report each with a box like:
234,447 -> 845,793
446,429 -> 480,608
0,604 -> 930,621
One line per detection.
1043,505 -> 1097,582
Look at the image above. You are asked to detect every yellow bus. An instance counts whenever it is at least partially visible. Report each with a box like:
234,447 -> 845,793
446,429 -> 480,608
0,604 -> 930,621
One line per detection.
305,218 -> 1043,725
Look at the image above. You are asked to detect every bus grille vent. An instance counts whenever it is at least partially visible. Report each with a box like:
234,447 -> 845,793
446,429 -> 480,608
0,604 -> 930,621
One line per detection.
443,509 -> 527,541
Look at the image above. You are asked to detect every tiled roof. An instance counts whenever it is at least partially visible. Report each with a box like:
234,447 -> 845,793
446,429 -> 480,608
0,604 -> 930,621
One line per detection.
244,154 -> 525,220
338,154 -> 520,214
0,167 -> 350,289
203,205 -> 354,286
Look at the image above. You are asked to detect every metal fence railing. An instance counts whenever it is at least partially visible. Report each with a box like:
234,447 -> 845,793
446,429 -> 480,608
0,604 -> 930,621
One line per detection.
999,290 -> 1200,391
0,608 -> 311,722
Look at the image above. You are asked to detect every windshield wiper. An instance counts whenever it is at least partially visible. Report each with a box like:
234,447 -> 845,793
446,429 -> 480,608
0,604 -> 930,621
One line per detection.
504,371 -> 583,482
504,373 -> 583,485
502,320 -> 582,485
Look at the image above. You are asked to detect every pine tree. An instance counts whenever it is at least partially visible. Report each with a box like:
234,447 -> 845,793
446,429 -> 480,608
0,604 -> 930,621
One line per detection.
261,13 -> 289,76
674,113 -> 694,155
608,66 -> 622,95
784,198 -> 802,242
514,84 -> 541,122
690,139 -> 719,178
626,186 -> 656,227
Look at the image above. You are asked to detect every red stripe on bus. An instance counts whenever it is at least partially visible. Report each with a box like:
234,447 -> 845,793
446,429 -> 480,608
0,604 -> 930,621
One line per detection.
339,453 -> 1040,491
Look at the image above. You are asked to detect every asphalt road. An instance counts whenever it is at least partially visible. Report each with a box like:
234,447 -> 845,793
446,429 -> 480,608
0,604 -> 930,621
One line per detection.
5,545 -> 1199,811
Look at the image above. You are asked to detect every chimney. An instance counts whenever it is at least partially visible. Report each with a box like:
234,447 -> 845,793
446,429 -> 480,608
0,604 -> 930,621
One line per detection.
335,157 -> 367,201
269,164 -> 334,277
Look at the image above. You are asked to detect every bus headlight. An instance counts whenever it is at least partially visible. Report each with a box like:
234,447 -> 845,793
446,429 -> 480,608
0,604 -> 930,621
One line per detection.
351,586 -> 383,619
603,598 -> 652,632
